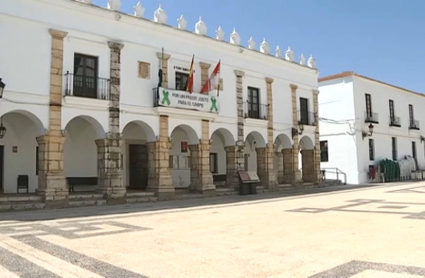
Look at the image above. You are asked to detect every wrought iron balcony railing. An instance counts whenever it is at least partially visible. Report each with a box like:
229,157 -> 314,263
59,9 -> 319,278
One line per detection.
65,72 -> 111,100
243,101 -> 268,120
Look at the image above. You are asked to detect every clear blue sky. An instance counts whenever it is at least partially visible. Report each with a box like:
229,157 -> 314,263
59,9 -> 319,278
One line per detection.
94,0 -> 425,92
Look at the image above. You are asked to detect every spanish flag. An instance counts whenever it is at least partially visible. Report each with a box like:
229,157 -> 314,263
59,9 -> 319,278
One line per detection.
186,55 -> 195,93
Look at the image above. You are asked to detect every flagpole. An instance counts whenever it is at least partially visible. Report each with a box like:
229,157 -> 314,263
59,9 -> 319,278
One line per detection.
217,60 -> 221,96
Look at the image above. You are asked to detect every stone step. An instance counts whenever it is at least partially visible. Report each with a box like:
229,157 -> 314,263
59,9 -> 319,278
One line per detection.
126,197 -> 158,204
69,193 -> 103,200
0,195 -> 42,203
69,199 -> 106,207
0,202 -> 45,211
126,191 -> 156,198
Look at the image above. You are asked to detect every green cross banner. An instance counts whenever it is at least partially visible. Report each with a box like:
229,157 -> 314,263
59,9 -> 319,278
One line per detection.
210,96 -> 218,112
161,89 -> 171,105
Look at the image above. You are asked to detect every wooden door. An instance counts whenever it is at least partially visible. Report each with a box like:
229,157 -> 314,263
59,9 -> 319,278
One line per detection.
129,145 -> 148,189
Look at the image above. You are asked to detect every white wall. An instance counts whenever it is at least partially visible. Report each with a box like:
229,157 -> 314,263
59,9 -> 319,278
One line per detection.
1,113 -> 40,193
319,77 -> 360,184
210,133 -> 226,175
170,127 -> 191,188
352,76 -> 425,183
64,118 -> 98,178
0,0 -> 320,191
244,138 -> 257,172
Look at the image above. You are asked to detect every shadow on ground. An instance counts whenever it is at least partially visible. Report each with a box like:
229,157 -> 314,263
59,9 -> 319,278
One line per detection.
0,182 -> 417,222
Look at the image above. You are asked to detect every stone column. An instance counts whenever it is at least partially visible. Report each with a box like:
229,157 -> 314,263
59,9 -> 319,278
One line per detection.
147,115 -> 174,200
301,149 -> 315,182
234,70 -> 246,183
282,149 -> 293,184
200,62 -> 211,94
36,29 -> 68,208
276,151 -> 284,184
256,146 -> 276,189
263,77 -> 278,189
156,52 -> 171,88
189,120 -> 215,196
225,146 -> 239,189
95,138 -> 125,203
290,84 -> 302,185
95,41 -> 126,204
313,89 -> 321,183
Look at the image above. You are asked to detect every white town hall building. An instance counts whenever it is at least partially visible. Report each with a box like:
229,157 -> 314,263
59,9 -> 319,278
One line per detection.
0,0 -> 320,207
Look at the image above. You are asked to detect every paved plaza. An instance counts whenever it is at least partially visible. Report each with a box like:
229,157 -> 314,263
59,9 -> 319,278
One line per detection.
1,183 -> 425,277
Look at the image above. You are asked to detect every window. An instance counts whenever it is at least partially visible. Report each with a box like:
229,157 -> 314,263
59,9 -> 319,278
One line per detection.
73,54 -> 98,98
412,141 -> 417,161
247,87 -> 260,119
389,100 -> 395,122
175,72 -> 189,90
320,141 -> 328,162
365,93 -> 372,118
209,153 -> 218,174
369,139 -> 374,161
392,137 -> 397,161
409,104 -> 414,125
299,98 -> 309,125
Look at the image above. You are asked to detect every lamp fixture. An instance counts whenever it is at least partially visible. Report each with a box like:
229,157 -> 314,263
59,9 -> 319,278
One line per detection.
0,78 -> 5,99
291,123 -> 304,139
362,123 -> 374,140
0,117 -> 6,139
421,136 -> 425,143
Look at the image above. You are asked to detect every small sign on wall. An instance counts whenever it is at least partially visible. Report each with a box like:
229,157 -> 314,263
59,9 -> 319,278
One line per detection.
181,142 -> 188,153
12,146 -> 18,153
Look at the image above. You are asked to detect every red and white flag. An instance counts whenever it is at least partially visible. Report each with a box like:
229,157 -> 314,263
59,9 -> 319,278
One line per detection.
201,60 -> 221,94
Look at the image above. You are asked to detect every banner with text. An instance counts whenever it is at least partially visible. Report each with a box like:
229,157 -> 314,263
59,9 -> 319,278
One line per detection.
157,87 -> 219,113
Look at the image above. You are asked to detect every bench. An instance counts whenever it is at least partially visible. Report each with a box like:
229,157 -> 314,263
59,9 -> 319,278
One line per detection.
67,177 -> 97,192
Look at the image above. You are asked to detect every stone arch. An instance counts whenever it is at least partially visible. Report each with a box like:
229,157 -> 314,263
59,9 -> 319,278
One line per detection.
211,128 -> 236,147
274,133 -> 292,151
245,131 -> 266,149
170,124 -> 199,145
122,120 -> 156,142
0,110 -> 46,193
64,115 -> 105,188
299,135 -> 316,182
0,109 -> 45,136
299,136 -> 314,150
64,115 -> 105,139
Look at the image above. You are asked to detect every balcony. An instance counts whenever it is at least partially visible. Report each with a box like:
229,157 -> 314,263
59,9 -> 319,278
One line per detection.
64,72 -> 111,100
153,87 -> 219,113
298,111 -> 316,126
243,101 -> 268,120
409,120 -> 420,130
389,116 -> 401,127
365,112 -> 379,124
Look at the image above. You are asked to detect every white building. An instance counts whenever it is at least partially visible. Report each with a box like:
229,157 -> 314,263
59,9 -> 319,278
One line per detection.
0,0 -> 320,207
319,71 -> 425,185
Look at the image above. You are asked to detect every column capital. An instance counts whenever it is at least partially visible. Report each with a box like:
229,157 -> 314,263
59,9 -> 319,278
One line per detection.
265,77 -> 274,84
234,70 -> 245,77
199,62 -> 211,70
290,84 -> 298,91
156,52 -> 171,60
108,41 -> 124,50
49,29 -> 68,39
313,89 -> 320,95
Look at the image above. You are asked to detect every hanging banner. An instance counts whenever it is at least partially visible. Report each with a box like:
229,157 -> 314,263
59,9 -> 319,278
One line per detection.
156,87 -> 219,113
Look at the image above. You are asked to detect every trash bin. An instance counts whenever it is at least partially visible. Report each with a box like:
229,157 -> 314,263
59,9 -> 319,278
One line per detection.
239,183 -> 250,195
249,183 -> 257,194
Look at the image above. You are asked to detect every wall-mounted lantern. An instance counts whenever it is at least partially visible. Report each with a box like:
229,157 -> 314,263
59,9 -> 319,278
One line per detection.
0,117 -> 6,139
420,135 -> 425,143
362,123 -> 374,140
0,78 -> 5,99
291,123 -> 304,139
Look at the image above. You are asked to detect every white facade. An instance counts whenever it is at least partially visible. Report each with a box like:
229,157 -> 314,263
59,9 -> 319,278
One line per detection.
0,0 -> 319,195
319,72 -> 425,184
